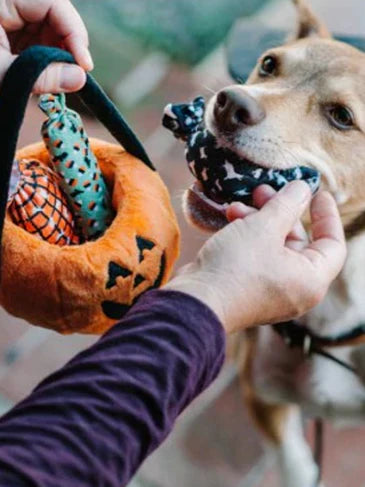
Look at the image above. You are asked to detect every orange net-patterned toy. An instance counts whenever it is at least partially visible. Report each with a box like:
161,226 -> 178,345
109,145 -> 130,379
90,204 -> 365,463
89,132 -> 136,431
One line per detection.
7,159 -> 80,246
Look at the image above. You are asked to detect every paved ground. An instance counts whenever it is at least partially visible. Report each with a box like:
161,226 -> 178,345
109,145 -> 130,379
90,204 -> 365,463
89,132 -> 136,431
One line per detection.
0,1 -> 364,486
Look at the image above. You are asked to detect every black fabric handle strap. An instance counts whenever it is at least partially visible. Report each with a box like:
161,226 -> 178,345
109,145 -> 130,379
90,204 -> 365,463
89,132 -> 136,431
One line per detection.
0,45 -> 154,264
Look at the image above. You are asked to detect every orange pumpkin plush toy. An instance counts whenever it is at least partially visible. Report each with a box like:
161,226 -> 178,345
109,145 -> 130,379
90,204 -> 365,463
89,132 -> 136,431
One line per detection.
0,46 -> 180,334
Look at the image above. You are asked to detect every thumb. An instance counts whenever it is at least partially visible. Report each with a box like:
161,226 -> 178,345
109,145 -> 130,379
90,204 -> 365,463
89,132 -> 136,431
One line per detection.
33,63 -> 86,94
259,181 -> 311,238
0,47 -> 16,87
0,26 -> 86,94
303,191 -> 346,277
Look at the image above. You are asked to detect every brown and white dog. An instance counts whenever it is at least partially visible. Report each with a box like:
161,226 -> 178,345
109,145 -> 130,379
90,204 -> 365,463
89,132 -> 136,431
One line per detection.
183,1 -> 365,485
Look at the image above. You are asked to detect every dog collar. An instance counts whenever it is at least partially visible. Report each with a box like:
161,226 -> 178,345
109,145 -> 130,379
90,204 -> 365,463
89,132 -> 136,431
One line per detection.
274,321 -> 365,350
163,96 -> 321,204
274,321 -> 365,376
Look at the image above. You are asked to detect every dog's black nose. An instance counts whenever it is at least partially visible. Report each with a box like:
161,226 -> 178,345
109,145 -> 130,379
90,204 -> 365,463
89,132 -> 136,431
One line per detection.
214,87 -> 266,131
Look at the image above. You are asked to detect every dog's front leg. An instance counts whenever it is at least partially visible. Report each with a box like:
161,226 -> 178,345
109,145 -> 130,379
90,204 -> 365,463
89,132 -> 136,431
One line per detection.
244,390 -> 322,486
274,405 -> 322,487
240,330 -> 324,486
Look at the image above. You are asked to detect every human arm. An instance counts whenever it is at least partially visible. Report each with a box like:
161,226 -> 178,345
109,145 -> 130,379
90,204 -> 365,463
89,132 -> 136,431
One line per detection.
0,290 -> 225,487
0,181 -> 346,486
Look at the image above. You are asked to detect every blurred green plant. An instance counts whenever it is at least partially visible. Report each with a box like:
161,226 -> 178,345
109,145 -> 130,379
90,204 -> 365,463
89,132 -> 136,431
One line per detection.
74,0 -> 267,94
75,0 -> 266,65
74,0 -> 268,108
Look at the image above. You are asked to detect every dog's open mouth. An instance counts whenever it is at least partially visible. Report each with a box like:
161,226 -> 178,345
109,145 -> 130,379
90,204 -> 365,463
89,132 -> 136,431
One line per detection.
184,124 -> 321,201
162,96 -> 321,232
190,181 -> 229,212
185,151 -> 321,232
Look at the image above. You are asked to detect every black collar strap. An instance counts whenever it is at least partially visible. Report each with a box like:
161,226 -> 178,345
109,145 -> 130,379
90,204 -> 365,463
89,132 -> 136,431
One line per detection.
274,321 -> 365,351
273,321 -> 365,375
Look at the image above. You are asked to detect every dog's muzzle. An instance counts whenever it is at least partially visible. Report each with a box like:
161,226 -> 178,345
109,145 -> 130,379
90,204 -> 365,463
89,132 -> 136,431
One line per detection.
163,96 -> 321,205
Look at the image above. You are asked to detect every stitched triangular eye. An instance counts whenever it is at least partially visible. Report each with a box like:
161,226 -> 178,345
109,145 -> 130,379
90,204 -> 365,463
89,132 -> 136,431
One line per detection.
101,252 -> 166,321
106,261 -> 132,289
136,236 -> 155,262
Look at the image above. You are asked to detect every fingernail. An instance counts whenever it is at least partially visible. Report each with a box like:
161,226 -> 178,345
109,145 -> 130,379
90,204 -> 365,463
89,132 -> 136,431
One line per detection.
226,202 -> 254,222
229,202 -> 246,212
226,203 -> 244,221
82,48 -> 94,71
280,181 -> 311,202
60,65 -> 86,91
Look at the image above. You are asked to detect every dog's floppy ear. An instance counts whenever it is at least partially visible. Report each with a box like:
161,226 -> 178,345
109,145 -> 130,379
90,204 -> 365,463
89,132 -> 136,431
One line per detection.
291,0 -> 331,40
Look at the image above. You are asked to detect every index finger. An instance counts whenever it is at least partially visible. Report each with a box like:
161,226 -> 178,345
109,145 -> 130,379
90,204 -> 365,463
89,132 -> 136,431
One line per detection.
253,184 -> 308,246
257,181 -> 311,240
302,191 -> 346,278
47,0 -> 93,71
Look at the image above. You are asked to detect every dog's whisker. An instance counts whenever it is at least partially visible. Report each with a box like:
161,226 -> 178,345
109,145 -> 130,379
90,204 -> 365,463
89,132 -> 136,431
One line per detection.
172,190 -> 187,202
275,145 -> 293,168
278,139 -> 301,147
279,146 -> 301,167
200,84 -> 216,95
210,76 -> 234,90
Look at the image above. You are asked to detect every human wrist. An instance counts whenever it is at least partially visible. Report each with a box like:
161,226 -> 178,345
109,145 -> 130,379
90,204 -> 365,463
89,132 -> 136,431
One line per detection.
164,272 -> 224,324
164,271 -> 232,333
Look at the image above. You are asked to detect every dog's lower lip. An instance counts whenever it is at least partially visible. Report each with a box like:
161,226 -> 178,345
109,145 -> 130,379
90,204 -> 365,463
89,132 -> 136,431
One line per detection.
190,182 -> 229,212
186,184 -> 229,233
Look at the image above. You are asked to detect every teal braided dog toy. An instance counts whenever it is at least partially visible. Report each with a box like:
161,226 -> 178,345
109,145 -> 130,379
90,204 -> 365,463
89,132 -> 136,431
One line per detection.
39,93 -> 114,240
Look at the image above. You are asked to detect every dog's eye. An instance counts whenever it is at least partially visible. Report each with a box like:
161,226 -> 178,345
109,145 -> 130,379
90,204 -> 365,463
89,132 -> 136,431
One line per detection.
327,105 -> 355,130
259,56 -> 277,77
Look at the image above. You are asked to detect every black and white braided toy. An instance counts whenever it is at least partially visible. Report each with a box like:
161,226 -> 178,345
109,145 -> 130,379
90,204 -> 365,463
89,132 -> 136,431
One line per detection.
162,97 -> 320,204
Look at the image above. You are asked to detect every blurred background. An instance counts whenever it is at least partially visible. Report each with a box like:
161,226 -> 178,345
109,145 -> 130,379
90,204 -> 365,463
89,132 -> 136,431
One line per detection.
1,0 -> 365,485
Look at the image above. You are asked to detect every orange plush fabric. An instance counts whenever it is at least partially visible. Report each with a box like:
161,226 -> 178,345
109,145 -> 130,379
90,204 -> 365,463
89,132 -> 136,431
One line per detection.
0,139 -> 180,334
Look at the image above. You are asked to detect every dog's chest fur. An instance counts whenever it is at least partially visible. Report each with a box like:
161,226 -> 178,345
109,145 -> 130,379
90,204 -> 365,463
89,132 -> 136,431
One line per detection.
306,232 -> 365,337
254,232 -> 365,422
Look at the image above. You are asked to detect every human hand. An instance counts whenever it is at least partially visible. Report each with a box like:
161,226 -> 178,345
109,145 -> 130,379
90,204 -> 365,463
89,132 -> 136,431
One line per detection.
226,183 -> 310,251
0,0 -> 92,93
164,181 -> 346,334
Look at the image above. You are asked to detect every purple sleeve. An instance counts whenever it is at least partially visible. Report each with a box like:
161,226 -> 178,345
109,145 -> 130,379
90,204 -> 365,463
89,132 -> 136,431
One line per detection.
0,290 -> 225,487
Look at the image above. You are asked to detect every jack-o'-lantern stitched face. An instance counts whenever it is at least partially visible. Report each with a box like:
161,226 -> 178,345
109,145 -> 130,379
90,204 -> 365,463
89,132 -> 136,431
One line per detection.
101,235 -> 166,320
0,139 -> 180,334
